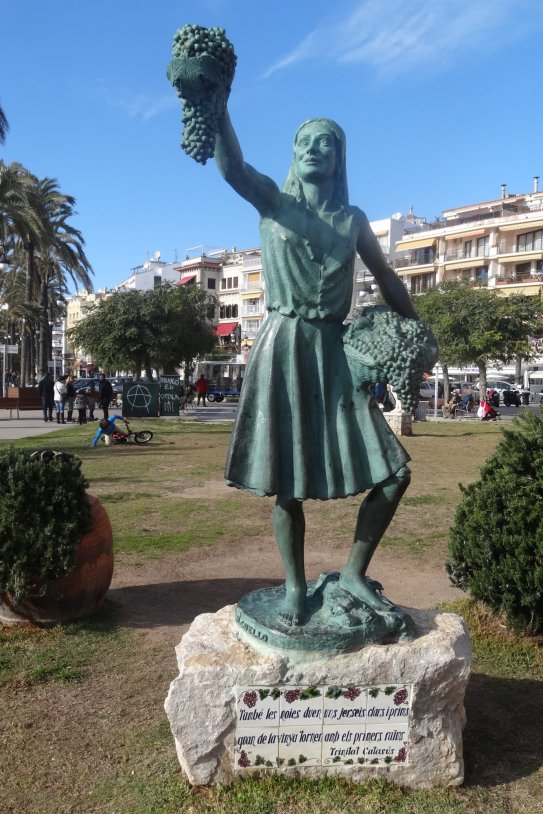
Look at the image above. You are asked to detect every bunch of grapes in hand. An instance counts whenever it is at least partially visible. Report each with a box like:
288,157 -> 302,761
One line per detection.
167,24 -> 237,164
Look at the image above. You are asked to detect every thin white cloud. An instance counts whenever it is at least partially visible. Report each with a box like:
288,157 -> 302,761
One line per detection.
108,93 -> 178,122
263,0 -> 540,79
262,31 -> 319,79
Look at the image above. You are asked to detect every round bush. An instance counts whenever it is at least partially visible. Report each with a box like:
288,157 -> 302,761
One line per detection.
447,410 -> 543,634
0,448 -> 93,602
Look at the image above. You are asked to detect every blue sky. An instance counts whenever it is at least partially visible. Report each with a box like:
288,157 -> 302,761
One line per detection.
2,0 -> 543,292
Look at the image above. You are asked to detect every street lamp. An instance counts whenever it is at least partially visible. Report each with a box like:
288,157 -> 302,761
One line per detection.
1,303 -> 9,397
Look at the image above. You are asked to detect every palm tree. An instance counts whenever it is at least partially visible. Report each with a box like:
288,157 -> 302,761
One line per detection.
16,174 -> 93,382
1,163 -> 93,381
0,162 -> 44,264
0,162 -> 47,382
0,103 -> 8,145
35,205 -> 93,373
9,171 -> 55,384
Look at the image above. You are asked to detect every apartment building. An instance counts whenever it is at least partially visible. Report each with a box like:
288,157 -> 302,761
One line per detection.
65,289 -> 110,371
393,178 -> 543,299
115,253 -> 182,291
351,210 -> 430,314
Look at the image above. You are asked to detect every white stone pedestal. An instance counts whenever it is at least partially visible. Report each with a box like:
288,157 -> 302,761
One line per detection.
383,411 -> 413,436
164,605 -> 471,788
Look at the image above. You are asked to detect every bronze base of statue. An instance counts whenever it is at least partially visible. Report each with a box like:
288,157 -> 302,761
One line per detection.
235,572 -> 416,653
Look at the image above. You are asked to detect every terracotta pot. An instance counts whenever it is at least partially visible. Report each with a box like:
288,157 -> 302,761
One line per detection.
0,494 -> 114,626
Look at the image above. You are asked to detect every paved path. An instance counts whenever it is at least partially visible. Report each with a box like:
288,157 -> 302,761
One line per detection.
0,403 -> 238,442
0,412 -> 69,442
2,400 -> 535,443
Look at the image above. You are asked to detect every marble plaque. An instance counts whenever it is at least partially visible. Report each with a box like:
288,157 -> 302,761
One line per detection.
235,684 -> 411,770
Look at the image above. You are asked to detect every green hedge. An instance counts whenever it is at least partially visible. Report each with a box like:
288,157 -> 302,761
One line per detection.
0,449 -> 92,602
447,410 -> 543,634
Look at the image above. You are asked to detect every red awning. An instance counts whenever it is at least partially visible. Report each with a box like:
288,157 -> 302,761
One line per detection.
179,274 -> 197,285
215,321 -> 238,337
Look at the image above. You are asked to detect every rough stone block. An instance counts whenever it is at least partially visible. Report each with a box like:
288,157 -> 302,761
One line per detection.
164,605 -> 471,788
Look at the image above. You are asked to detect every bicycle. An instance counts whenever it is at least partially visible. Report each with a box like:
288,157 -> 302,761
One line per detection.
108,419 -> 153,445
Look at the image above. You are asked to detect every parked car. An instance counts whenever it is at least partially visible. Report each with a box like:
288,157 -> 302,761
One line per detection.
72,378 -> 97,392
419,381 -> 436,400
108,376 -> 133,394
481,380 -> 515,395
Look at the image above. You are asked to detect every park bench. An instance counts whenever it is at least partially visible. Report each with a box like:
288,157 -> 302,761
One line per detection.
0,387 -> 42,419
0,396 -> 18,417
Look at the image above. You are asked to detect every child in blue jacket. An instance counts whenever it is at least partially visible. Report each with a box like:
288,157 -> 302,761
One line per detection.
91,415 -> 127,447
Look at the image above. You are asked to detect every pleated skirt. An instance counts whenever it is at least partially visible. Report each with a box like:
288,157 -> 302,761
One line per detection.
225,311 -> 410,500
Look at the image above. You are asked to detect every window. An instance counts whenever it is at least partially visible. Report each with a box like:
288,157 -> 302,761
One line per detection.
515,262 -> 531,277
417,247 -> 434,264
221,303 -> 239,319
207,278 -> 216,289
463,240 -> 472,258
517,229 -> 543,252
377,235 -> 389,253
244,297 -> 261,316
410,272 -> 436,294
221,279 -> 227,290
476,235 -> 489,256
153,275 -> 162,288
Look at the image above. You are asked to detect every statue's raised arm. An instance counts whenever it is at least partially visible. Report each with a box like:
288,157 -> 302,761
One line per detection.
167,24 -> 279,215
355,210 -> 419,321
214,111 -> 280,215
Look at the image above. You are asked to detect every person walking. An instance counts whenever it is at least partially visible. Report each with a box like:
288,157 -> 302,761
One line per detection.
53,375 -> 67,424
195,374 -> 208,407
74,388 -> 88,425
65,375 -> 77,423
98,374 -> 113,420
87,384 -> 97,420
38,371 -> 55,422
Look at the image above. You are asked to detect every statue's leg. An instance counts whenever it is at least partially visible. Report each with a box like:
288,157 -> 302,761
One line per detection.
273,496 -> 307,626
339,467 -> 411,611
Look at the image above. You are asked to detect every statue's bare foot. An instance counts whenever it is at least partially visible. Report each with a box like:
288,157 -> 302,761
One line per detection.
338,573 -> 396,612
278,586 -> 307,627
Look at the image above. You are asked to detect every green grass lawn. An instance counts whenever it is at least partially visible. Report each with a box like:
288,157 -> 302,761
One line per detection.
1,418 -> 542,814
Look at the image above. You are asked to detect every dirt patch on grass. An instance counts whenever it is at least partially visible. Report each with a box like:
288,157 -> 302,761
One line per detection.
108,485 -> 463,649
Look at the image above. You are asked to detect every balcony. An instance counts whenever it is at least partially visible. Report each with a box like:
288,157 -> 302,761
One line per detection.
241,255 -> 262,269
242,304 -> 264,318
241,280 -> 263,292
497,241 -> 543,255
394,254 -> 435,270
494,273 -> 543,286
241,321 -> 262,339
444,247 -> 490,261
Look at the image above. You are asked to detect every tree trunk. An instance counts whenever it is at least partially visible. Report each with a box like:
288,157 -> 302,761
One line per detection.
20,242 -> 35,386
442,364 -> 451,404
38,277 -> 50,375
515,355 -> 522,384
479,362 -> 487,402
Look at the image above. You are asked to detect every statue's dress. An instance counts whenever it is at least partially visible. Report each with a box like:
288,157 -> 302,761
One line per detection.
225,193 -> 410,500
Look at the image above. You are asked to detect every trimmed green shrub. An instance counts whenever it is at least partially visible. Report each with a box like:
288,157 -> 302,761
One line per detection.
0,448 -> 93,602
447,410 -> 543,634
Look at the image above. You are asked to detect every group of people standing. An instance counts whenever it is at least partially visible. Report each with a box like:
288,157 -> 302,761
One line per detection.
38,372 -> 114,424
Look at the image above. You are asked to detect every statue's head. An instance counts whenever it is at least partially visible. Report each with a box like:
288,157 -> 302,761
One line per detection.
283,118 -> 349,207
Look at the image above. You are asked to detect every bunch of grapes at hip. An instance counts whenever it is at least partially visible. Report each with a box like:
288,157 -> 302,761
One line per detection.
343,305 -> 438,412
